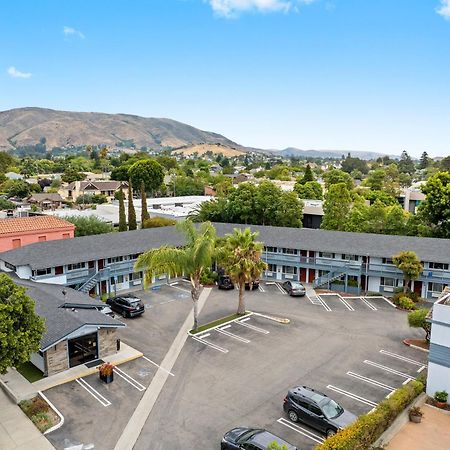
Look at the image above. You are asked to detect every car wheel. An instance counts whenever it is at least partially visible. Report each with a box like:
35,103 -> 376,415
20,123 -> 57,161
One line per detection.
122,310 -> 127,318
326,429 -> 336,437
288,410 -> 299,422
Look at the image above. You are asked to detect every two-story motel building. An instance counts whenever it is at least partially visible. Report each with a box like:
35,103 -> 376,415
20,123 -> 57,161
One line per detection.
0,223 -> 448,300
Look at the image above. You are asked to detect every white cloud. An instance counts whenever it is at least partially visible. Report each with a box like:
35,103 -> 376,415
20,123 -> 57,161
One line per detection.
437,0 -> 450,19
208,0 -> 316,17
7,66 -> 32,79
63,26 -> 85,39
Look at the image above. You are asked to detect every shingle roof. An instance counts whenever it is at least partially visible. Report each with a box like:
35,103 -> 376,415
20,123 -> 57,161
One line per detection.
67,181 -> 127,191
13,277 -> 124,351
1,223 -> 449,269
28,193 -> 63,202
0,216 -> 74,235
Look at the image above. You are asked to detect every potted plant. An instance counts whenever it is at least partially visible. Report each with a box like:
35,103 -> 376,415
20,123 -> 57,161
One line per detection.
409,406 -> 423,423
99,362 -> 114,384
434,391 -> 448,408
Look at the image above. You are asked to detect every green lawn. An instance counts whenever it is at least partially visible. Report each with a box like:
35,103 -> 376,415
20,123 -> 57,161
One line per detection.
16,361 -> 44,383
190,311 -> 251,334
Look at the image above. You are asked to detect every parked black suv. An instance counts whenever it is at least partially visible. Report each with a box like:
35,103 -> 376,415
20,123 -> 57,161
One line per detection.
106,295 -> 145,318
218,275 -> 234,290
283,386 -> 356,437
245,278 -> 260,291
221,427 -> 296,450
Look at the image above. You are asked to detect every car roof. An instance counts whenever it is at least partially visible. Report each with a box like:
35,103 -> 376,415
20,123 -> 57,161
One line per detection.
250,430 -> 295,449
289,385 -> 328,404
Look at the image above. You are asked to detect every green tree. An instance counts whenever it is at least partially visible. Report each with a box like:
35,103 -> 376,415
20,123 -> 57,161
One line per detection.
294,180 -> 323,200
129,159 -> 164,193
0,197 -> 16,210
408,309 -> 431,342
418,172 -> 450,238
118,190 -> 127,232
219,228 -> 267,315
384,204 -> 409,235
61,168 -> 86,183
299,164 -> 315,184
419,151 -> 430,170
0,151 -> 14,174
440,156 -> 450,172
393,251 -> 423,293
228,183 -> 257,224
398,150 -> 415,174
323,169 -> 353,191
345,195 -> 369,233
1,179 -> 31,198
0,274 -> 45,374
169,176 -> 204,196
365,200 -> 388,234
365,168 -> 385,191
135,220 -> 216,329
128,183 -> 137,231
140,182 -> 150,225
276,192 -> 304,228
321,183 -> 351,231
142,217 -> 177,228
110,164 -> 132,181
64,216 -> 113,237
341,154 -> 369,175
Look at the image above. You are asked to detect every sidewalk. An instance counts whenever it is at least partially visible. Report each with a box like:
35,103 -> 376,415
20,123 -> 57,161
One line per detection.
114,287 -> 212,450
1,342 -> 142,402
0,388 -> 54,449
386,404 -> 450,450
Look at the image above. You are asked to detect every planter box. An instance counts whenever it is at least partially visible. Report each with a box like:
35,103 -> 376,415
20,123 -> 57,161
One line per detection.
100,372 -> 114,384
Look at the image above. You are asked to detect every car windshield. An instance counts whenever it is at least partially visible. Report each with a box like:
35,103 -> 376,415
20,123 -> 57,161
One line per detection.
237,429 -> 262,444
291,282 -> 303,288
129,301 -> 141,308
321,399 -> 344,419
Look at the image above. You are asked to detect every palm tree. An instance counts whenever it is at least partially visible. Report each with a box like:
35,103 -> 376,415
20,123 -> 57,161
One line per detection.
135,220 -> 216,329
220,228 -> 267,315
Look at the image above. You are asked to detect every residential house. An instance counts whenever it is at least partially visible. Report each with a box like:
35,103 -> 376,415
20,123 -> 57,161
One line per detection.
27,193 -> 64,210
61,180 -> 128,202
0,216 -> 75,252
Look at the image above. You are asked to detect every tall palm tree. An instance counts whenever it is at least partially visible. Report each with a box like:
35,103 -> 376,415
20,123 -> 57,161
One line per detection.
220,228 -> 267,315
135,220 -> 216,329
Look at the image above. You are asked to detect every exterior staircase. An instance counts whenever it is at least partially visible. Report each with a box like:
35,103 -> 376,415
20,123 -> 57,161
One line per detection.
78,268 -> 109,293
313,269 -> 346,289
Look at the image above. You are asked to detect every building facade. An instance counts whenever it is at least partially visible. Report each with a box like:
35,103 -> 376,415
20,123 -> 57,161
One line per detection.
0,224 -> 448,300
0,216 -> 75,252
61,180 -> 129,202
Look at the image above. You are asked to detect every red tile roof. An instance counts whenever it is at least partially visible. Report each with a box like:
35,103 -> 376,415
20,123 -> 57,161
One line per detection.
0,216 -> 75,235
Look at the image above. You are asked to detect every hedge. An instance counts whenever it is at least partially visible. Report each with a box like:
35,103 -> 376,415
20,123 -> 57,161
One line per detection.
314,380 -> 424,450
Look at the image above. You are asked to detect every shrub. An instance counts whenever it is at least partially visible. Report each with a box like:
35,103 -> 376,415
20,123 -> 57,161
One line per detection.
142,217 -> 177,228
434,391 -> 448,403
408,309 -> 431,342
314,380 -> 424,450
200,268 -> 218,285
395,296 -> 417,310
393,289 -> 419,304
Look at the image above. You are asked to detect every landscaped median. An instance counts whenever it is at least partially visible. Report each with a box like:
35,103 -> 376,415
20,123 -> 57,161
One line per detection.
314,379 -> 424,450
19,394 -> 62,433
189,311 -> 253,335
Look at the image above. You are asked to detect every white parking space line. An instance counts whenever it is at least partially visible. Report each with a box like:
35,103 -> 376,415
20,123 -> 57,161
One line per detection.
344,296 -> 377,311
316,295 -> 332,312
216,327 -> 251,343
277,418 -> 325,444
363,360 -> 413,379
168,283 -> 191,293
326,385 -> 378,408
258,284 -> 265,292
365,296 -> 396,308
275,283 -> 287,294
402,378 -> 413,385
347,371 -> 395,392
236,319 -> 270,334
142,355 -> 175,376
418,365 -> 427,373
321,293 -> 355,311
379,350 -> 426,367
76,378 -> 111,407
191,335 -> 229,353
114,367 -> 146,391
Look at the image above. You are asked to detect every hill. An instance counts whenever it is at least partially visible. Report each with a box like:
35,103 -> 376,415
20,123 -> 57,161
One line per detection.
0,107 -> 239,152
172,143 -> 245,157
278,147 -> 388,160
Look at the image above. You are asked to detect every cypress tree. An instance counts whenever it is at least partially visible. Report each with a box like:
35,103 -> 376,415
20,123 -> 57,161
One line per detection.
141,182 -> 150,227
118,189 -> 127,232
300,164 -> 315,184
128,182 -> 137,231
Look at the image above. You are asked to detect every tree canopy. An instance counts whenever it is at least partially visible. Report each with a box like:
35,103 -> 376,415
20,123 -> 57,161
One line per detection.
393,251 -> 423,293
64,215 -> 114,236
128,159 -> 164,192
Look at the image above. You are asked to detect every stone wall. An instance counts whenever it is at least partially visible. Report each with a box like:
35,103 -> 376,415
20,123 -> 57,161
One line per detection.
45,341 -> 69,376
99,328 -> 118,359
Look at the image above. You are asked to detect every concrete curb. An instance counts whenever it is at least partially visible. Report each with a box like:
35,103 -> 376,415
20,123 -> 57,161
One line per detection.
424,403 -> 450,416
403,339 -> 430,353
188,311 -> 253,335
39,390 -> 65,435
0,378 -> 19,403
374,392 -> 427,447
252,312 -> 290,324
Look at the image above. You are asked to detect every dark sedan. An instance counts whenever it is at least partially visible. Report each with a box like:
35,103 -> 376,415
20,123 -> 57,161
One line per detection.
106,295 -> 145,318
282,281 -> 306,297
221,427 -> 296,450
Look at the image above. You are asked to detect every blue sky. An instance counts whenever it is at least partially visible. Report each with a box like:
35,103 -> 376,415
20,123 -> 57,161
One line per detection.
1,0 -> 450,157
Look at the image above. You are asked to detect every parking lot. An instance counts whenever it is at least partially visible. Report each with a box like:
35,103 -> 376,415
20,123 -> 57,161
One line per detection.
43,281 -> 427,450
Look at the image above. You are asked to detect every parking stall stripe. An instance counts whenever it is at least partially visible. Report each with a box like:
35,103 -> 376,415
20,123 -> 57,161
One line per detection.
191,335 -> 229,353
258,284 -> 265,293
365,296 -> 396,308
275,283 -> 288,294
216,327 -> 250,343
379,350 -> 426,367
76,378 -> 111,407
317,295 -> 332,312
114,367 -> 146,391
363,360 -> 413,379
236,319 -> 270,334
326,385 -> 378,408
360,297 -> 377,311
277,418 -> 325,444
142,356 -> 175,377
417,365 -> 427,373
346,372 -> 395,392
338,295 -> 355,311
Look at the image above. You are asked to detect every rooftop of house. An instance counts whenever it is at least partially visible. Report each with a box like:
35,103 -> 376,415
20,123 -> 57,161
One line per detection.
28,193 -> 64,202
13,276 -> 124,351
0,215 -> 75,235
1,222 -> 450,270
66,180 -> 128,191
